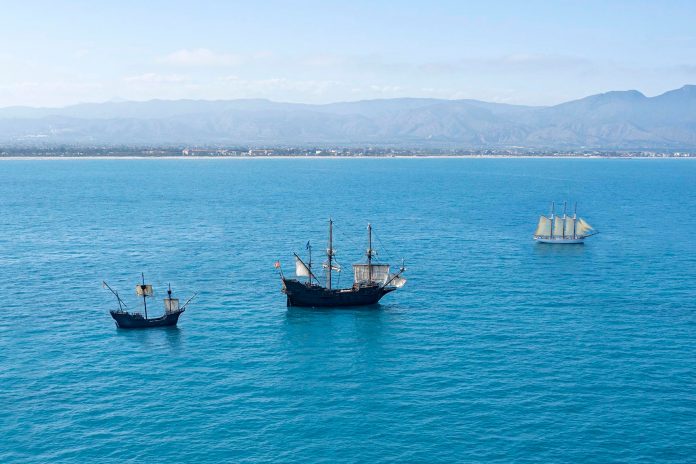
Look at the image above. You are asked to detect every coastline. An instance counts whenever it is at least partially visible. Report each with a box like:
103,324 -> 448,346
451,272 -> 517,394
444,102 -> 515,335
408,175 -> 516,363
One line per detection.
0,155 -> 693,160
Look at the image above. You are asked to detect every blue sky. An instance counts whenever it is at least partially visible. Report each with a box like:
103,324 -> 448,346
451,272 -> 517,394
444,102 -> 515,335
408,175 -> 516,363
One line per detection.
1,0 -> 695,107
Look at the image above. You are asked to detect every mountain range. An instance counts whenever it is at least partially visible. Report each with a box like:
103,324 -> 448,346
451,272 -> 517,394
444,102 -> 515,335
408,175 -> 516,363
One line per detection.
1,85 -> 695,149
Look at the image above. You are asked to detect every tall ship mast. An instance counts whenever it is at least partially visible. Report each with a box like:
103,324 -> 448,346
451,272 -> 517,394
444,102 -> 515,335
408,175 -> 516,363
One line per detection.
533,201 -> 597,244
103,273 -> 196,328
278,220 -> 406,307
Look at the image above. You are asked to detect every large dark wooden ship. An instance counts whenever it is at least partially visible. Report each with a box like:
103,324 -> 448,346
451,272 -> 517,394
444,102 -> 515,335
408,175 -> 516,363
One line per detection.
103,274 -> 196,329
278,220 -> 406,307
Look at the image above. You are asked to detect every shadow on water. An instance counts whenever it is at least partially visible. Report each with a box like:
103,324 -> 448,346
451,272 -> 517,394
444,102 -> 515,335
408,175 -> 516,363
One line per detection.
532,242 -> 587,257
282,305 -> 387,347
115,325 -> 183,351
285,304 -> 385,319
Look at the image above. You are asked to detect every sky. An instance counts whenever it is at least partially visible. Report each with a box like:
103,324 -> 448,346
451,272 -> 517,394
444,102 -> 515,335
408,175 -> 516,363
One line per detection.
0,0 -> 695,107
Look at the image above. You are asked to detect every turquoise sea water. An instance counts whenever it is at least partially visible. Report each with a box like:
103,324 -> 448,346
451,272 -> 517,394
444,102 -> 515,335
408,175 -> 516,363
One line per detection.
0,158 -> 695,463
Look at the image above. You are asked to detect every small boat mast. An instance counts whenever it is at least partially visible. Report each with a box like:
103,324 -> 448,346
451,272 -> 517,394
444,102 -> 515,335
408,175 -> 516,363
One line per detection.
136,272 -> 154,319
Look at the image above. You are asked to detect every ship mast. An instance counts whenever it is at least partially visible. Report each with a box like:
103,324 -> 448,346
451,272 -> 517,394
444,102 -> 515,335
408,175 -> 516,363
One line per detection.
562,201 -> 567,238
367,223 -> 373,283
327,219 -> 333,289
573,202 -> 577,239
141,272 -> 148,320
550,201 -> 555,238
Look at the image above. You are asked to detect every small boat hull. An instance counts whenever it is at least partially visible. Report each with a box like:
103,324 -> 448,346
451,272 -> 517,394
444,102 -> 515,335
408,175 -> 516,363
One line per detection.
534,237 -> 585,244
282,278 -> 394,307
110,310 -> 184,329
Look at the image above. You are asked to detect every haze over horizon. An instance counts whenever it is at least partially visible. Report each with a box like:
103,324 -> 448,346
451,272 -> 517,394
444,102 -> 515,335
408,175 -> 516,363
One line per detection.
2,0 -> 696,108
2,84 -> 696,110
2,84 -> 695,149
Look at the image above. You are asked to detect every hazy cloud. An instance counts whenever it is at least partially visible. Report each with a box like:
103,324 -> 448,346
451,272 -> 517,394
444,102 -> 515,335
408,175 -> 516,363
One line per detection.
124,73 -> 191,84
221,76 -> 346,98
73,49 -> 90,59
418,54 -> 592,75
158,48 -> 243,67
0,80 -> 105,107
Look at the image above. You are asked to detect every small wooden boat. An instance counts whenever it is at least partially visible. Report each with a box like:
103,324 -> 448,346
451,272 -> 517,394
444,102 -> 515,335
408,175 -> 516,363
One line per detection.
103,274 -> 196,329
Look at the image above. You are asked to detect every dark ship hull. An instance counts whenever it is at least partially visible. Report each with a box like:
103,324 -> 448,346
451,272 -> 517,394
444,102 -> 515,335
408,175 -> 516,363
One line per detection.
110,310 -> 184,329
282,278 -> 394,307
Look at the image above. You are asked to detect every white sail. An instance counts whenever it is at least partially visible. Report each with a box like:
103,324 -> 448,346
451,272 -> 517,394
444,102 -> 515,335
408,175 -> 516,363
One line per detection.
575,218 -> 594,237
164,298 -> 180,313
294,256 -> 311,277
353,264 -> 390,284
534,216 -> 551,236
552,216 -> 565,238
564,217 -> 576,237
389,275 -> 407,288
136,284 -> 153,297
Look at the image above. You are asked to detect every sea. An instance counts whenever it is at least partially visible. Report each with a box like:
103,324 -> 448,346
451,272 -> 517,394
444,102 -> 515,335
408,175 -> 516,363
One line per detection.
0,158 -> 694,463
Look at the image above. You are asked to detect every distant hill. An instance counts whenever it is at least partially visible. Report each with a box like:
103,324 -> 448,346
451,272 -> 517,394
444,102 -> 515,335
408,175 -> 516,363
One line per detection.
1,86 -> 695,149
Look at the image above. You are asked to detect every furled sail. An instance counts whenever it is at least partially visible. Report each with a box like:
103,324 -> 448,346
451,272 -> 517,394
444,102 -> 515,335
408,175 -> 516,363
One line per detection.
575,218 -> 594,237
136,284 -> 153,297
552,216 -> 565,238
353,264 -> 390,284
534,216 -> 551,236
164,298 -> 180,313
294,256 -> 311,277
322,262 -> 342,272
564,217 -> 576,237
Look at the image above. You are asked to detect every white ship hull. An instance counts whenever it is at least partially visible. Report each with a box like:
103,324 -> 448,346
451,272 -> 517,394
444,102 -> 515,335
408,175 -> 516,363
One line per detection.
534,236 -> 585,244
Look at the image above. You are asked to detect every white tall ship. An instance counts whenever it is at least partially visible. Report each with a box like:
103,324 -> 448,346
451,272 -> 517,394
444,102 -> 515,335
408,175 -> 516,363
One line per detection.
534,202 -> 596,244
